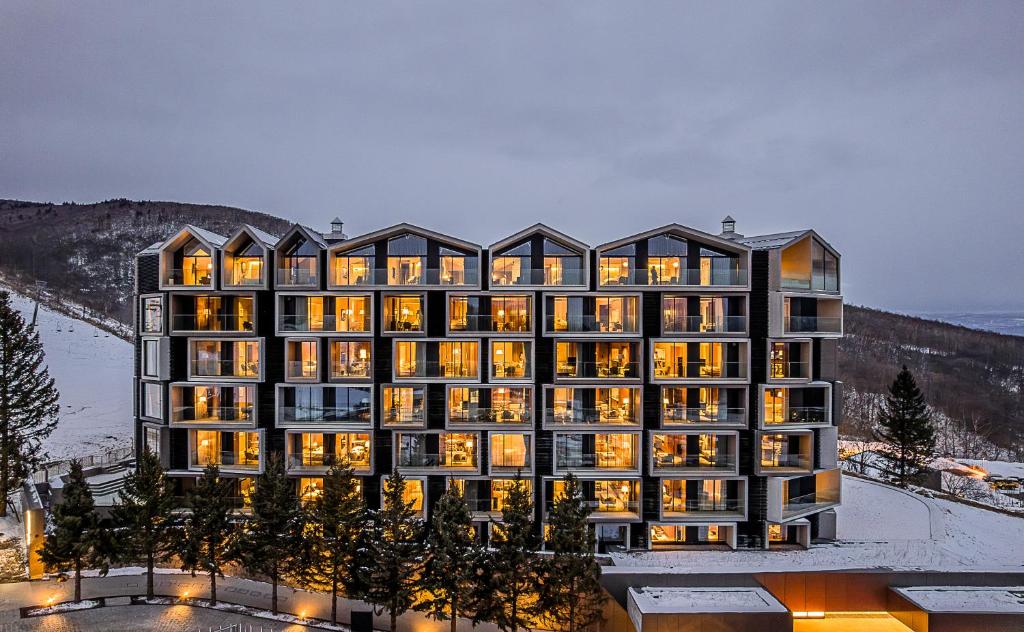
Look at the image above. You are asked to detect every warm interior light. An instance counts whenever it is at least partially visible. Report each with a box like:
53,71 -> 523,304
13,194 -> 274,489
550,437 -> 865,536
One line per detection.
791,612 -> 825,619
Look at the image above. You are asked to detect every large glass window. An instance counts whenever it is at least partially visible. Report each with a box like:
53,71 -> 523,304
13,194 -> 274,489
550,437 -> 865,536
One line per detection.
548,386 -> 639,426
278,235 -> 319,286
142,339 -> 161,379
448,387 -> 531,425
490,433 -> 531,471
555,433 -> 637,470
192,430 -> 260,470
289,432 -> 371,469
491,242 -> 530,286
599,244 -> 636,286
279,295 -> 370,333
278,385 -> 372,424
395,340 -> 480,379
439,247 -> 470,285
382,385 -> 425,425
181,238 -> 213,286
333,245 -> 375,286
542,239 -> 582,285
171,385 -> 255,423
228,238 -> 265,286
285,340 -> 319,380
647,234 -> 687,285
329,340 -> 372,379
142,382 -> 163,419
387,235 -> 427,285
383,295 -> 424,332
492,295 -> 531,332
190,339 -> 260,379
491,340 -> 531,380
142,296 -> 163,333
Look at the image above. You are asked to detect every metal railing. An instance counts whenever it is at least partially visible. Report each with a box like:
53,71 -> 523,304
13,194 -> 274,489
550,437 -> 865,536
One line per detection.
763,406 -> 829,425
662,498 -> 743,514
653,360 -> 747,380
164,267 -> 213,287
556,360 -> 640,380
449,407 -> 532,424
600,267 -> 747,287
545,407 -> 640,426
190,359 -> 260,379
395,361 -> 479,379
278,405 -> 372,424
396,452 -> 479,468
546,314 -> 640,334
662,406 -> 746,424
278,314 -> 370,333
171,313 -> 254,333
761,454 -> 813,469
449,314 -> 531,334
652,454 -> 737,471
191,452 -> 260,469
769,360 -> 811,379
490,268 -> 586,287
172,405 -> 254,423
784,316 -> 842,334
276,267 -> 318,286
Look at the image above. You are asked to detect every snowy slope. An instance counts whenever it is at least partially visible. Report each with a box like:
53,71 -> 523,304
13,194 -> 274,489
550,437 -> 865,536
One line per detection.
610,475 -> 1024,572
5,286 -> 133,460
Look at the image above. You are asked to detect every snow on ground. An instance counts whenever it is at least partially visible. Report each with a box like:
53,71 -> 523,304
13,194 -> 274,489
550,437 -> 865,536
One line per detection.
958,458 -> 1024,479
894,586 -> 1024,613
6,286 -> 133,460
609,475 -> 1024,572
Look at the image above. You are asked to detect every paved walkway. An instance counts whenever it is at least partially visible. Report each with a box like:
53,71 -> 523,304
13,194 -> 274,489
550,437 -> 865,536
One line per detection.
0,604 -> 314,631
0,571 -> 490,632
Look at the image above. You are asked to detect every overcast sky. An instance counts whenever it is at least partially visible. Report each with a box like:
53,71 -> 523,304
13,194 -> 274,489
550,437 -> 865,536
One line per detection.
1,2 -> 1022,311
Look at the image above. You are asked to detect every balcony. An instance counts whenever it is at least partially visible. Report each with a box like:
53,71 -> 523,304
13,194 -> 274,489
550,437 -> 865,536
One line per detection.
758,432 -> 814,475
489,434 -> 532,474
382,386 -> 425,426
394,341 -> 480,381
189,358 -> 260,380
172,313 -> 255,333
491,267 -> 586,287
780,296 -> 843,336
554,433 -> 639,473
651,341 -> 748,382
762,384 -> 832,428
599,265 -> 747,287
662,405 -> 745,426
285,432 -> 371,473
546,314 -> 640,335
277,264 -> 318,287
165,266 -> 213,288
545,479 -> 640,520
785,316 -> 842,334
277,385 -> 372,427
661,480 -> 746,520
651,433 -> 738,475
768,469 -> 841,521
395,433 -> 479,472
188,340 -> 261,381
662,314 -> 747,334
450,406 -> 531,425
190,430 -> 261,472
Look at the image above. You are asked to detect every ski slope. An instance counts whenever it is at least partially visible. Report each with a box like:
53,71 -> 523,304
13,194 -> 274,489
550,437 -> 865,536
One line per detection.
5,287 -> 133,460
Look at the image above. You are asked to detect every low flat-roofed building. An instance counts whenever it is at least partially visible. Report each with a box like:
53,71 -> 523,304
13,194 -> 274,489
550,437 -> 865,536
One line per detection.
889,586 -> 1024,632
627,586 -> 790,632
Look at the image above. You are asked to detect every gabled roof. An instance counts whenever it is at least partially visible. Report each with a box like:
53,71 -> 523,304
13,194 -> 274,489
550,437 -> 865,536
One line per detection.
594,223 -> 749,254
488,223 -> 590,253
158,225 -> 227,254
329,222 -> 481,254
739,229 -> 840,257
224,224 -> 279,251
275,223 -> 327,250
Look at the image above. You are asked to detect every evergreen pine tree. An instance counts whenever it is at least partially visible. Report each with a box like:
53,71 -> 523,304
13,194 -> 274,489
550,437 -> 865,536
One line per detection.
362,468 -> 425,632
232,454 -> 303,615
300,461 -> 366,625
475,472 -> 539,632
421,480 -> 481,632
111,448 -> 177,600
536,474 -> 605,632
0,291 -> 59,517
39,460 -> 108,602
875,365 -> 936,487
178,464 -> 236,605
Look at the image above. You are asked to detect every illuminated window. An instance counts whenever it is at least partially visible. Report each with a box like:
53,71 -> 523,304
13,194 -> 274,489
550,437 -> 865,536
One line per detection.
599,244 -> 635,285
286,340 -> 319,380
334,246 -> 375,286
383,295 -> 424,332
542,239 -> 582,285
491,242 -> 530,286
387,235 -> 426,285
439,341 -> 479,378
490,433 -> 530,470
383,386 -> 424,425
278,235 -> 319,286
329,340 -> 371,379
491,340 -> 530,380
440,248 -> 469,285
491,295 -> 530,332
181,238 -> 213,286
228,238 -> 264,286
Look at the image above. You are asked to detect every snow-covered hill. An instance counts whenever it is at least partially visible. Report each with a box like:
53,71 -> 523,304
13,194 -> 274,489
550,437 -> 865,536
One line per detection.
5,286 -> 133,460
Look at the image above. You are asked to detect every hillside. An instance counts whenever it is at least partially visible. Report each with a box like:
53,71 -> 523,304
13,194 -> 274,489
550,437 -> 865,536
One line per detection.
1,198 -> 1021,455
0,199 -> 292,324
840,305 -> 1024,457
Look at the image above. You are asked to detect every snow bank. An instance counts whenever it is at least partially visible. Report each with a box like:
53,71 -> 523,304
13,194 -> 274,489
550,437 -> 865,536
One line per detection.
5,286 -> 133,460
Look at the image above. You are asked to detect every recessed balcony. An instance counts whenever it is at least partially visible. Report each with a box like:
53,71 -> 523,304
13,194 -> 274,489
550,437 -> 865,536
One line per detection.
276,385 -> 372,427
660,386 -> 747,427
170,384 -> 255,426
278,295 -> 371,335
555,341 -> 640,380
782,295 -> 843,336
394,340 -> 480,381
171,295 -> 255,334
544,386 -> 641,428
660,478 -> 746,521
758,431 -> 814,475
188,339 -> 262,381
395,432 -> 480,472
545,478 -> 640,521
767,469 -> 841,522
189,430 -> 262,473
553,433 -> 640,473
651,341 -> 748,381
448,294 -> 532,335
650,432 -> 739,476
285,431 -> 371,473
761,383 -> 832,428
448,386 -> 532,426
382,385 -> 425,427
545,295 -> 640,335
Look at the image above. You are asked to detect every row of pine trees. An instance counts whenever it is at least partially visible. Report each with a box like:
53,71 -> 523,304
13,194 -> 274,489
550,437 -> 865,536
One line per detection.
40,451 -> 605,632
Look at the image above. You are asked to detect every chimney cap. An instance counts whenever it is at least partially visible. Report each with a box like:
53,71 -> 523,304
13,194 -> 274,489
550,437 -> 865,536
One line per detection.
720,215 -> 742,239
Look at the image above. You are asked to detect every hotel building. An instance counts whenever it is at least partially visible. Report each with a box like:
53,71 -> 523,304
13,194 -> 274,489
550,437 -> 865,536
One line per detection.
134,216 -> 842,551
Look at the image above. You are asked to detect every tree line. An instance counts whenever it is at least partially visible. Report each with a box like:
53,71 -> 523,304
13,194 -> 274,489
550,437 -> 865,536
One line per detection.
40,452 -> 606,632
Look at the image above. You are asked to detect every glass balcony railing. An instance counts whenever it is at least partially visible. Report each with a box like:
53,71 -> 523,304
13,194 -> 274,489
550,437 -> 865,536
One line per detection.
333,265 -> 481,287
396,452 -> 478,469
555,454 -> 637,470
662,315 -> 747,334
784,316 -> 842,334
769,361 -> 811,380
190,360 -> 260,379
276,268 -> 318,286
556,361 -> 640,380
652,454 -> 736,472
653,360 -> 747,380
662,406 -> 746,425
464,497 -> 505,513
172,314 -> 255,333
449,407 -> 531,424
545,499 -> 640,515
449,314 -> 531,334
165,268 -> 213,287
546,407 -> 640,426
286,453 -> 370,470
601,267 -> 747,287
279,314 -> 369,333
278,405 -> 371,424
491,268 -> 586,287
783,489 -> 840,515
764,406 -> 829,426
285,361 -> 320,380
192,452 -> 260,470
396,361 -> 478,380
172,405 -> 254,424
382,407 -> 425,425
662,498 -> 743,515
547,315 -> 639,334
762,454 -> 813,470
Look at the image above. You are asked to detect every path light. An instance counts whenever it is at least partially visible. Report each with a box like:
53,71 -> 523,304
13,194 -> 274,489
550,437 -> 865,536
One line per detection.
181,591 -> 189,599
46,596 -> 55,605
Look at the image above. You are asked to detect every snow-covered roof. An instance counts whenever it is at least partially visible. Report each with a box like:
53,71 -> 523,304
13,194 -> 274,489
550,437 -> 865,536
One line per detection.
331,222 -> 481,254
893,586 -> 1024,613
240,224 -> 279,247
489,223 -> 590,253
182,224 -> 227,247
276,223 -> 327,250
139,241 -> 163,255
739,229 -> 840,257
628,587 -> 787,614
595,223 -> 749,255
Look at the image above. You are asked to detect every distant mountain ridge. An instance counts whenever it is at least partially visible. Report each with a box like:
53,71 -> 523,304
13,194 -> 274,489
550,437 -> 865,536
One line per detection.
0,198 -> 293,323
2,198 -> 1021,453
